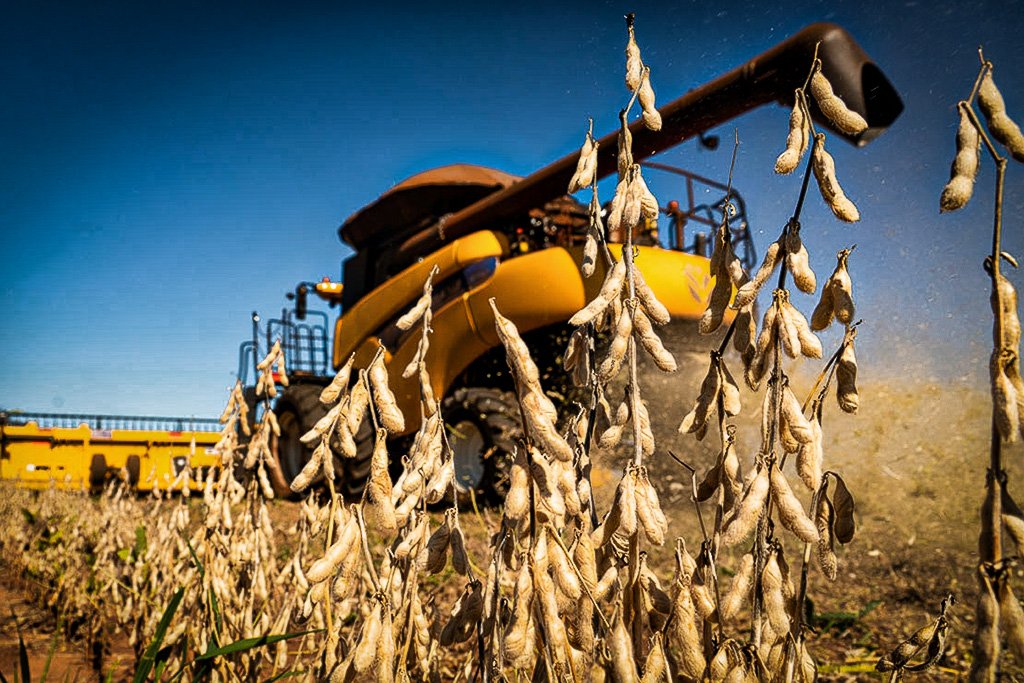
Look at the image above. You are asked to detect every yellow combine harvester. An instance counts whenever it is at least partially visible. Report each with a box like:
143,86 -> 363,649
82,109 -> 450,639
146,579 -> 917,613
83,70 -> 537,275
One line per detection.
235,23 -> 902,500
0,412 -> 222,492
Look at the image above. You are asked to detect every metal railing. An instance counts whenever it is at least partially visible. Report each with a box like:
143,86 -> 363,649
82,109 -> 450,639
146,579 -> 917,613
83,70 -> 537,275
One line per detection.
0,411 -> 222,432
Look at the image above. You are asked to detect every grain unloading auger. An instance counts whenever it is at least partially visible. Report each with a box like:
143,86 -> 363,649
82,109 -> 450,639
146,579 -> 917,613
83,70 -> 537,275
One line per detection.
246,22 -> 902,499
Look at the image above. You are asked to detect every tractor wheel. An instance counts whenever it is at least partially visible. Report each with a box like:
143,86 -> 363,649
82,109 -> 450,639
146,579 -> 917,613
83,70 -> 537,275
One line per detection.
269,384 -> 374,499
442,388 -> 521,505
89,454 -> 107,493
269,384 -> 326,498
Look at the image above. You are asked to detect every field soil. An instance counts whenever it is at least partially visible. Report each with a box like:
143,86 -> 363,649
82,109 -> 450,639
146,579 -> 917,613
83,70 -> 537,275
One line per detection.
3,327 -> 1023,680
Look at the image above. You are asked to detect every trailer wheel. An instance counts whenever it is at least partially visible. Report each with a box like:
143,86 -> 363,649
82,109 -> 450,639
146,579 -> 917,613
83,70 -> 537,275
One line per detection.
443,388 -> 521,505
89,454 -> 107,493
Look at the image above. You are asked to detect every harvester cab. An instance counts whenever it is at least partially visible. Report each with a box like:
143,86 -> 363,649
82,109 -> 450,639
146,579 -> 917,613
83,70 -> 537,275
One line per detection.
238,22 -> 902,500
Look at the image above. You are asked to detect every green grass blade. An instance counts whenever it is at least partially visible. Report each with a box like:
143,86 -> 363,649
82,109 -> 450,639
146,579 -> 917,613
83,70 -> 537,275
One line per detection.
39,618 -> 61,683
13,613 -> 30,683
195,630 -> 315,661
263,671 -> 303,682
132,587 -> 184,683
185,537 -> 221,640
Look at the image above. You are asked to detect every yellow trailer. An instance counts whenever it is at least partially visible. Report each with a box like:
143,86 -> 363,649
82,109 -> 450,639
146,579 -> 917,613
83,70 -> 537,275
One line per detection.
0,412 -> 222,492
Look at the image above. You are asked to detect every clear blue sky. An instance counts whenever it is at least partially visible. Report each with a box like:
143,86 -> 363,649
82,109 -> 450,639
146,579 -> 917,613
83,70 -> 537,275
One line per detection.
2,0 -> 1022,418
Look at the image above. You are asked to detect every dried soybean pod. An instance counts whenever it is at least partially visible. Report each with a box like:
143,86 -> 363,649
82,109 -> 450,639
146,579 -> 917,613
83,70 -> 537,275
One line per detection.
593,564 -> 620,601
941,106 -> 982,212
621,166 -> 645,233
634,307 -> 677,372
816,485 -> 838,576
720,553 -> 754,620
370,354 -> 405,433
815,250 -> 853,329
993,269 -> 1021,350
967,570 -> 1001,683
837,337 -> 859,414
504,447 -> 530,524
832,473 -> 857,544
734,234 -> 783,309
617,111 -> 634,181
791,305 -> 823,358
614,467 -> 639,538
548,530 -> 582,599
352,598 -> 383,673
598,301 -> 634,381
634,267 -> 671,325
608,605 -> 639,683
720,362 -> 742,417
397,291 -> 431,332
634,163 -> 660,224
581,219 -> 602,282
810,68 -> 868,135
781,384 -> 815,445
450,521 -> 470,576
347,374 -> 370,433
812,134 -> 860,222
290,440 -> 325,492
1001,579 -> 1024,661
1001,479 -> 1024,552
978,67 -> 1024,163
568,124 -> 598,194
417,515 -> 452,574
695,463 -> 722,502
775,294 -> 802,360
636,469 -> 668,545
640,632 -> 668,683
721,465 -> 770,546
570,259 -> 626,326
638,69 -> 662,131
320,353 -> 355,405
770,463 -> 818,543
700,257 -> 734,334
810,279 -> 835,331
830,249 -> 856,324
993,350 -> 1021,442
490,299 -> 542,387
733,304 -> 757,369
679,355 -> 721,436
520,388 -> 573,463
785,225 -> 817,294
761,549 -> 791,634
776,90 -> 811,175
364,430 -> 397,537
796,408 -> 824,490
625,19 -> 642,92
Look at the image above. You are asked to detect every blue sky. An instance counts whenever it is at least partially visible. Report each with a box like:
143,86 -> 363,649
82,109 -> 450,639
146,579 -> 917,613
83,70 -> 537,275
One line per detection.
1,0 -> 1022,418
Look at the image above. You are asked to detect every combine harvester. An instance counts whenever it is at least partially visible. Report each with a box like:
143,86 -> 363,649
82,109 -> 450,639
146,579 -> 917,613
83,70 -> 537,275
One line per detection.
238,23 -> 903,501
0,411 -> 221,492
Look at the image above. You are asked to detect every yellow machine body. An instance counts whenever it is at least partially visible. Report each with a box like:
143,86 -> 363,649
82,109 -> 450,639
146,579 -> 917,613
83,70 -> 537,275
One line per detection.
1,419 -> 221,491
331,230 -> 721,435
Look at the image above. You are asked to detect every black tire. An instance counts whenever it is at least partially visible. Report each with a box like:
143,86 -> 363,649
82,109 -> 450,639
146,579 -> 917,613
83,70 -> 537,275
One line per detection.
270,384 -> 373,499
443,388 -> 522,505
89,454 -> 107,493
125,455 -> 141,488
270,385 -> 327,498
